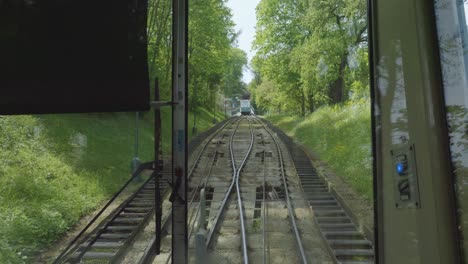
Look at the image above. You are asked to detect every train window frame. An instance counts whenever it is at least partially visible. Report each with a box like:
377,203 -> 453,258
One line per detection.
433,0 -> 468,261
368,0 -> 461,262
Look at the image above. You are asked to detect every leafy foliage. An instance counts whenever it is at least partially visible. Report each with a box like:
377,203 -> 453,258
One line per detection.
147,0 -> 248,106
251,0 -> 369,115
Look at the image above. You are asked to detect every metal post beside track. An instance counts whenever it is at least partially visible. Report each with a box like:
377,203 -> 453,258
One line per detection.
196,189 -> 207,264
171,0 -> 188,263
198,189 -> 206,231
154,78 -> 162,256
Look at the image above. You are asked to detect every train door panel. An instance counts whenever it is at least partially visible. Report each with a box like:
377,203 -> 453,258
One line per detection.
370,0 -> 460,262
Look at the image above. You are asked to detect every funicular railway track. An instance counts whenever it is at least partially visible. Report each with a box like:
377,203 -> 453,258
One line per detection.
54,118 -> 235,264
154,117 -> 242,263
162,116 -> 312,263
156,117 -> 256,262
56,116 -> 374,264
205,116 -> 254,262
59,164 -> 171,264
264,120 -> 375,264
182,116 -> 373,263
254,118 -> 307,263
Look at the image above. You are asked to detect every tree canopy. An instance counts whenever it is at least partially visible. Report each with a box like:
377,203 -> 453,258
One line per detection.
251,0 -> 369,116
147,0 -> 248,110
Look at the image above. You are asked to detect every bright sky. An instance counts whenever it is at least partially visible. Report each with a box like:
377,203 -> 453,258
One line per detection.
226,0 -> 261,84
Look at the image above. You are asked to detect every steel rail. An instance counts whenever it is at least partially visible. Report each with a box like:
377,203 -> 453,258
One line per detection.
53,162 -> 154,264
187,117 -> 240,209
186,150 -> 219,240
255,117 -> 308,264
67,172 -> 161,263
204,116 -> 254,264
60,118 -> 234,264
204,117 -> 243,247
157,117 -> 240,264
163,117 -> 237,250
185,118 -> 240,228
234,117 -> 254,264
262,135 -> 267,264
188,117 -> 238,177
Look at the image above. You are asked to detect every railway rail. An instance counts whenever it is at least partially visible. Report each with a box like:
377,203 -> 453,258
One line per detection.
55,116 -> 374,264
203,117 -> 254,262
170,116 -> 313,263
62,166 -> 170,263
157,117 -> 242,263
53,118 -> 235,264
254,118 -> 308,263
264,119 -> 375,264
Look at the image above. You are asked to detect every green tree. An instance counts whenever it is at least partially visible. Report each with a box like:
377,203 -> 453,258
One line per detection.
251,0 -> 368,115
147,0 -> 173,99
222,48 -> 248,97
188,0 -> 236,110
146,0 -> 247,109
298,0 -> 367,104
253,0 -> 309,116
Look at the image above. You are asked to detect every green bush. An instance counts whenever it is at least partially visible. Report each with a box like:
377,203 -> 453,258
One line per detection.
267,99 -> 373,201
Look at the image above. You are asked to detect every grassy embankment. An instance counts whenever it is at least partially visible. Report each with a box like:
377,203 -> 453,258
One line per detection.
0,107 -> 224,263
266,99 -> 372,201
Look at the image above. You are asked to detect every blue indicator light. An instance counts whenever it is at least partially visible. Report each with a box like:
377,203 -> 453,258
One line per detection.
396,162 -> 406,175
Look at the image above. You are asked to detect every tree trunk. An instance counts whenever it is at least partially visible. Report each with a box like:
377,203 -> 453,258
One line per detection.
300,91 -> 306,117
308,91 -> 314,113
329,55 -> 347,104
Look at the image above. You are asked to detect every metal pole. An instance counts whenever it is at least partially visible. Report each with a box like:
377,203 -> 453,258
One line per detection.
154,78 -> 162,255
262,152 -> 266,264
196,188 -> 207,264
224,96 -> 228,119
172,0 -> 188,262
135,112 -> 139,158
195,231 -> 207,264
199,188 -> 206,230
193,107 -> 197,135
132,112 -> 141,173
212,93 -> 216,124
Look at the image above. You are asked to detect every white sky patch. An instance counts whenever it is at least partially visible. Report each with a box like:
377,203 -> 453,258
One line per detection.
226,0 -> 261,84
466,2 -> 468,25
